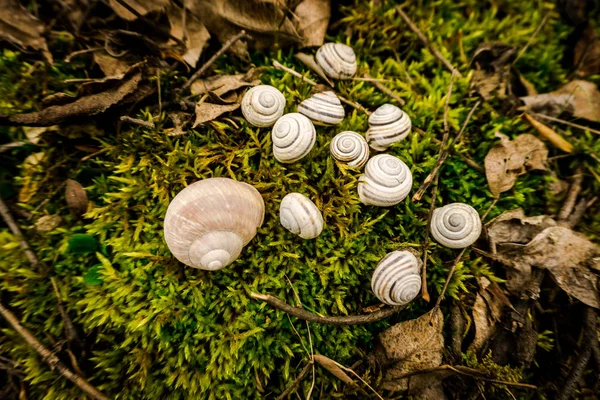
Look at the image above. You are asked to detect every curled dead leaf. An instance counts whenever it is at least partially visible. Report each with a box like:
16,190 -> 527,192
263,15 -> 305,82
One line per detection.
468,277 -> 504,354
294,52 -> 333,86
294,0 -> 331,48
65,179 -> 88,217
523,114 -> 574,153
193,102 -> 240,128
469,42 -> 516,100
313,354 -> 354,385
167,4 -> 210,67
190,68 -> 262,99
108,0 -> 170,21
574,24 -> 600,78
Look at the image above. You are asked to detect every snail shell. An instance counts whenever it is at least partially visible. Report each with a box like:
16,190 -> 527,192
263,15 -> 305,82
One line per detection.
272,113 -> 316,163
298,91 -> 345,125
163,178 -> 265,270
431,203 -> 482,249
280,193 -> 324,239
315,43 -> 357,80
330,131 -> 369,168
371,250 -> 422,306
358,154 -> 413,206
366,104 -> 412,151
241,85 -> 286,127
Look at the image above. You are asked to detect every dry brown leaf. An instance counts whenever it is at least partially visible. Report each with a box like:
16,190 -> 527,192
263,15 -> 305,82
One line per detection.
468,277 -> 504,353
55,0 -> 90,30
34,215 -> 62,233
373,309 -> 444,394
294,52 -> 333,86
191,69 -> 261,99
574,24 -> 600,78
0,0 -> 52,63
523,114 -> 574,153
484,133 -> 548,196
193,102 -> 240,128
93,51 -> 131,77
469,42 -> 516,100
65,179 -> 87,217
313,355 -> 354,385
108,0 -> 169,21
0,65 -> 144,126
294,0 -> 331,48
167,4 -> 211,67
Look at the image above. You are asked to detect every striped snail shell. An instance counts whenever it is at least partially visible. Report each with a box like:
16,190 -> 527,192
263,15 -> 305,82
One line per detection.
366,104 -> 412,151
371,250 -> 422,306
358,154 -> 412,206
241,85 -> 286,127
330,131 -> 369,168
431,203 -> 482,249
315,43 -> 357,80
272,113 -> 316,163
280,193 -> 324,239
163,178 -> 265,270
298,91 -> 345,125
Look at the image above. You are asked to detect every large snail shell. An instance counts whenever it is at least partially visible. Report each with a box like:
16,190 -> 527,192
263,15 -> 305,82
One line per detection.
298,91 -> 345,125
280,193 -> 324,239
163,178 -> 265,270
272,113 -> 316,163
330,131 -> 369,168
358,154 -> 413,206
241,85 -> 286,127
372,250 -> 422,306
366,104 -> 412,151
431,203 -> 482,249
315,43 -> 357,80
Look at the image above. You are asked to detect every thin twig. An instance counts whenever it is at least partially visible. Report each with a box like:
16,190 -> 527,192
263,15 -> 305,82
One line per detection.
0,141 -> 32,154
558,168 -> 583,221
119,116 -> 155,129
333,360 -> 385,400
251,292 -> 404,325
421,173 -> 440,303
157,71 -> 162,116
532,113 -> 600,136
396,6 -> 462,77
65,47 -> 103,63
276,361 -> 313,400
0,196 -> 42,269
512,13 -> 551,66
454,100 -> 481,144
481,196 -> 499,221
0,301 -> 110,400
338,96 -> 371,115
182,30 -> 247,90
364,73 -> 405,105
431,248 -> 468,316
568,196 -> 597,228
113,0 -> 184,46
413,71 -> 457,201
414,127 -> 484,172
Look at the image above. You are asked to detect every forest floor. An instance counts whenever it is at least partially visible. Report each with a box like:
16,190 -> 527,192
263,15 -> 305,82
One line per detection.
0,0 -> 599,399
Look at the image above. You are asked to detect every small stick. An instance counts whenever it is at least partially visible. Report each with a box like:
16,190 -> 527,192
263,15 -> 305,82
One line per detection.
512,13 -> 551,66
364,73 -> 405,105
339,96 -> 371,116
413,71 -> 457,202
0,196 -> 41,269
558,168 -> 583,221
421,173 -> 440,303
183,30 -> 247,89
250,292 -> 404,325
532,113 -> 600,136
0,141 -> 29,154
113,0 -> 184,46
413,127 -> 484,172
276,361 -> 313,400
481,196 -> 499,221
0,301 -> 110,400
119,116 -> 155,129
431,248 -> 468,316
568,196 -> 597,228
396,6 -> 462,77
65,47 -> 103,63
157,71 -> 162,116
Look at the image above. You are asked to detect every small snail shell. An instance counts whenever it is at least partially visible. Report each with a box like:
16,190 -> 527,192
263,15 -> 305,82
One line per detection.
315,43 -> 357,80
280,193 -> 324,239
358,154 -> 412,206
330,131 -> 369,168
431,203 -> 482,249
272,113 -> 316,163
298,91 -> 345,125
241,85 -> 286,127
163,178 -> 265,270
372,250 -> 422,306
366,104 -> 412,151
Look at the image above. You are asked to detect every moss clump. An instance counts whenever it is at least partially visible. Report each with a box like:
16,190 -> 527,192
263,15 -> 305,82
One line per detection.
1,0 -> 599,399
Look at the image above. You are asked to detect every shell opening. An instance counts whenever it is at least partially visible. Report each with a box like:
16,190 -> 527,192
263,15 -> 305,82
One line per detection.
188,231 -> 245,271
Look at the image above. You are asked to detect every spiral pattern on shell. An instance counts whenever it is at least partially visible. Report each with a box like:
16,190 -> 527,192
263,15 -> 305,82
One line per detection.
358,154 -> 413,206
272,113 -> 316,163
366,104 -> 412,151
371,250 -> 422,306
241,85 -> 286,127
330,131 -> 369,168
315,43 -> 357,80
298,91 -> 345,125
430,203 -> 482,249
280,193 -> 324,239
163,178 -> 265,270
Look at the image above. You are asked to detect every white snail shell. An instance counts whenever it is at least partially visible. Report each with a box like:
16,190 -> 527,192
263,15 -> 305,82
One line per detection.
241,85 -> 286,127
366,104 -> 412,151
272,113 -> 316,163
372,250 -> 422,306
163,178 -> 265,270
358,154 -> 413,206
280,193 -> 324,239
298,91 -> 345,125
330,131 -> 369,168
431,203 -> 482,249
315,43 -> 357,80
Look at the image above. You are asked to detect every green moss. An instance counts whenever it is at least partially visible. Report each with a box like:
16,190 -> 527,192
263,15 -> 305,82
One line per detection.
1,0 -> 599,399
